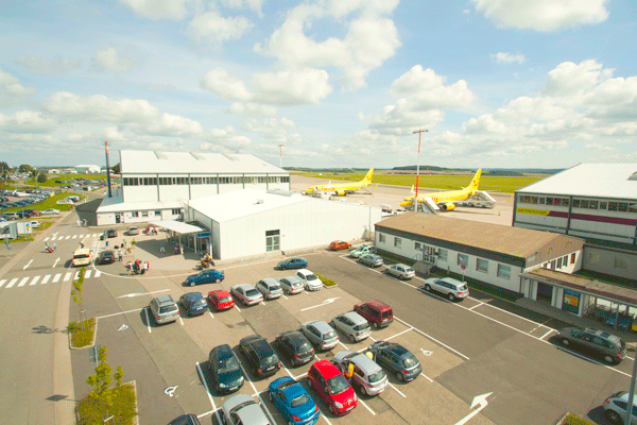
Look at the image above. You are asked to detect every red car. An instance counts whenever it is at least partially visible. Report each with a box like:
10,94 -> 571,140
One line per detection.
207,289 -> 235,311
308,359 -> 357,416
329,241 -> 351,251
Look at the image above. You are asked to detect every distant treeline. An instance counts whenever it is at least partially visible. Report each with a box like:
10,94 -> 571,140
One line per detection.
288,166 -> 564,175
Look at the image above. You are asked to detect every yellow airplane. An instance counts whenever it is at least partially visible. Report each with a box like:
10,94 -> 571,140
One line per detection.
400,169 -> 482,211
305,168 -> 376,196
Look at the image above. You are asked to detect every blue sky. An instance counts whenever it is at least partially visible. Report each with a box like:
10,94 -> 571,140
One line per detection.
1,0 -> 635,169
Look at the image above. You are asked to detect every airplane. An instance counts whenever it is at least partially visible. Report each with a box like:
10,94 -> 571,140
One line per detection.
400,169 -> 487,211
305,168 -> 376,196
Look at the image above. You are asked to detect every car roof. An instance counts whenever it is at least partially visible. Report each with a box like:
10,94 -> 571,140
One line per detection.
155,295 -> 175,305
184,292 -> 204,301
259,278 -> 279,287
337,351 -> 381,373
296,269 -> 313,276
440,277 -> 463,285
243,336 -> 274,357
209,289 -> 231,297
280,276 -> 301,284
233,283 -> 256,291
212,344 -> 235,360
341,311 -> 367,324
236,404 -> 269,425
376,341 -> 410,357
275,377 -> 306,399
312,359 -> 341,378
304,320 -> 332,334
223,393 -> 255,413
100,250 -> 114,255
362,300 -> 391,310
280,331 -> 308,346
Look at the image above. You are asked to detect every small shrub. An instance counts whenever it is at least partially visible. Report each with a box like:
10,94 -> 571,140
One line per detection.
69,317 -> 96,348
316,273 -> 338,287
562,413 -> 594,425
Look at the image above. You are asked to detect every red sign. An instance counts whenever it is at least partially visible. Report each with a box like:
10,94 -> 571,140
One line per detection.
460,264 -> 466,271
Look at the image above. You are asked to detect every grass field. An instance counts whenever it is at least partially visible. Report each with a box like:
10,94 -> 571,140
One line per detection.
295,171 -> 545,193
24,173 -> 119,187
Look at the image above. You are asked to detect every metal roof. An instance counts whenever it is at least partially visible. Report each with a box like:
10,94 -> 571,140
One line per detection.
376,212 -> 582,259
119,150 -> 287,175
150,220 -> 205,234
517,163 -> 637,200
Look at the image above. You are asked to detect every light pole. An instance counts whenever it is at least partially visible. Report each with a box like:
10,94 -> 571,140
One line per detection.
412,129 -> 429,212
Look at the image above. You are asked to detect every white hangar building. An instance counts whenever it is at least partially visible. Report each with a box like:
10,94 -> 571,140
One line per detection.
513,163 -> 637,280
96,150 -> 290,225
184,189 -> 382,261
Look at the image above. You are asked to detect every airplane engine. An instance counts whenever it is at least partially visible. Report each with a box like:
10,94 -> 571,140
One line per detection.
440,202 -> 456,211
335,190 -> 346,196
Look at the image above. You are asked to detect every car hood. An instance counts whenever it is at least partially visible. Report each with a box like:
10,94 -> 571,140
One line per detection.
331,386 -> 356,407
218,369 -> 243,387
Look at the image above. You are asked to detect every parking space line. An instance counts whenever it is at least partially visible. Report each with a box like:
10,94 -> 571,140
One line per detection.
282,365 -> 294,378
420,372 -> 434,383
235,305 -> 241,312
321,414 -> 334,425
357,398 -> 376,416
94,270 -> 101,277
384,327 -> 413,341
468,302 -> 484,310
238,363 -> 258,394
23,259 -> 33,270
540,329 -> 555,340
179,316 -> 184,326
72,235 -> 78,239
208,311 -> 214,319
388,383 -> 406,398
294,372 -> 308,380
281,294 -> 288,300
338,341 -> 349,350
395,317 -> 470,361
97,307 -> 146,320
143,308 -> 152,333
64,272 -> 71,281
258,393 -> 278,425
65,236 -> 70,240
196,362 -> 223,424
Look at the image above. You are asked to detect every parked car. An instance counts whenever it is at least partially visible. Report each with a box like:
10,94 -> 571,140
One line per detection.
354,301 -> 393,328
40,208 -> 61,215
29,220 -> 40,228
97,250 -> 116,264
329,240 -> 351,251
178,292 -> 208,316
106,228 -> 118,238
349,245 -> 377,258
359,254 -> 383,268
1,212 -> 18,220
368,341 -> 421,382
295,269 -> 323,291
240,335 -> 281,378
149,295 -> 180,325
278,276 -> 304,295
207,289 -> 235,311
168,414 -> 201,425
331,311 -> 371,343
386,263 -> 415,280
277,257 -> 308,270
307,359 -> 357,416
301,320 -> 339,351
275,330 -> 315,367
72,247 -> 91,267
603,391 -> 637,424
557,327 -> 626,364
231,284 -> 263,306
422,277 -> 469,301
185,269 -> 225,286
127,226 -> 139,236
332,350 -> 388,396
220,394 -> 270,425
268,377 -> 320,425
208,344 -> 244,394
255,278 -> 283,300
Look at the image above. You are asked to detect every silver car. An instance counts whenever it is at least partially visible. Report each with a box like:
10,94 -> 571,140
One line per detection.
386,263 -> 415,280
422,277 -> 469,301
333,350 -> 388,396
230,284 -> 264,306
221,394 -> 270,425
149,295 -> 180,325
295,269 -> 323,291
359,254 -> 383,268
278,276 -> 304,295
301,320 -> 339,351
255,278 -> 283,300
350,245 -> 377,258
331,311 -> 371,343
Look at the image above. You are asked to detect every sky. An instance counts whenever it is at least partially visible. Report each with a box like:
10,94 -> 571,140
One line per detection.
1,0 -> 636,170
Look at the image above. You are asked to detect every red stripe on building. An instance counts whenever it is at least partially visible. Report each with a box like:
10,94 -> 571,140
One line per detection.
546,210 -> 636,225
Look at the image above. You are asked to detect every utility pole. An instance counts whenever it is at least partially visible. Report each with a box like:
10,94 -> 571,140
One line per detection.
412,129 -> 429,212
103,141 -> 112,198
279,144 -> 284,169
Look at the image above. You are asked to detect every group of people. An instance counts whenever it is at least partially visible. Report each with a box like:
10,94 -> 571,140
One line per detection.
201,253 -> 212,268
44,242 -> 57,253
129,259 -> 150,275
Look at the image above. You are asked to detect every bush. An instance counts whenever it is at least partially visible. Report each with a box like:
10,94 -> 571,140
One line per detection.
562,413 -> 594,425
316,273 -> 338,287
69,317 -> 96,348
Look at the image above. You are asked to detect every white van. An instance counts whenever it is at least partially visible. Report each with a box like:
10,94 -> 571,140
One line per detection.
72,248 -> 91,267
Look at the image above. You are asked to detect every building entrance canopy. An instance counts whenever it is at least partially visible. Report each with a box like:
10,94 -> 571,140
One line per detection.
150,220 -> 205,235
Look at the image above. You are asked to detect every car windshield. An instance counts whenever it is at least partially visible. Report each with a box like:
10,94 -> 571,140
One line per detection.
459,284 -> 468,291
290,393 -> 310,408
353,322 -> 370,331
293,281 -> 303,288
368,369 -> 386,383
306,274 -> 318,281
323,331 -> 337,340
193,298 -> 206,307
218,356 -> 240,373
402,356 -> 418,368
327,375 -> 350,395
297,341 -> 312,353
159,305 -> 177,313
260,355 -> 278,367
230,400 -> 256,414
269,284 -> 281,291
73,254 -> 89,259
246,289 -> 260,297
219,296 -> 232,303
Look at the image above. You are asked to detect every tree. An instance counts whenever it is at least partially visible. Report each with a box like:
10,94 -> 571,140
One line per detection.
112,163 -> 121,174
18,164 -> 34,173
0,161 -> 10,173
37,174 -> 47,183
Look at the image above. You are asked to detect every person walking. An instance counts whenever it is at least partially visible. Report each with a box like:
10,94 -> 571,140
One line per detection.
53,242 -> 57,251
345,362 -> 355,384
117,248 -> 123,262
160,243 -> 165,253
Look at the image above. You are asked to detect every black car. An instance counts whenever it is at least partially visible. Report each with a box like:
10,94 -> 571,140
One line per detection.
239,335 -> 281,378
168,414 -> 201,425
275,331 -> 315,367
98,250 -> 116,264
106,228 -> 118,238
368,341 -> 422,382
208,344 -> 244,394
178,292 -> 208,316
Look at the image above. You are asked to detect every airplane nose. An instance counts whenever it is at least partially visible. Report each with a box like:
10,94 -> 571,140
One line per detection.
399,200 -> 411,207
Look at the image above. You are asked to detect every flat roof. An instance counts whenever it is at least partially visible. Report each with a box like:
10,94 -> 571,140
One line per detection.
517,163 -> 637,200
120,150 -> 288,175
376,212 -> 582,259
96,190 -> 184,213
150,220 -> 205,234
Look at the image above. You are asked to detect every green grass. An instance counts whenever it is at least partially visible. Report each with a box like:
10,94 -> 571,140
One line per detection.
22,173 -> 118,187
297,171 -> 545,193
2,191 -> 85,213
69,318 -> 96,348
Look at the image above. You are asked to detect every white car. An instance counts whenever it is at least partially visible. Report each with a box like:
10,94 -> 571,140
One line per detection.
332,350 -> 388,396
40,208 -> 61,215
295,269 -> 323,291
386,263 -> 415,280
331,311 -> 371,343
422,277 -> 469,301
221,394 -> 270,425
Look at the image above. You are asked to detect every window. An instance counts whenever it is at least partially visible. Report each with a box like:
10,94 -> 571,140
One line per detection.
266,229 -> 280,252
589,200 -> 598,209
572,199 -> 580,208
141,211 -> 149,217
394,237 -> 402,248
438,249 -> 448,262
561,198 -> 569,207
614,257 -> 628,270
570,253 -> 575,264
557,257 -> 563,268
476,258 -> 488,273
599,202 -> 607,210
171,208 -> 181,215
457,254 -> 468,267
618,203 -> 628,212
131,211 -> 139,218
608,202 -> 618,211
580,200 -> 589,208
497,264 -> 511,279
563,256 -> 568,266
281,176 -> 290,183
414,242 -> 422,251
538,197 -> 545,205
546,198 -> 553,205
379,234 -> 386,243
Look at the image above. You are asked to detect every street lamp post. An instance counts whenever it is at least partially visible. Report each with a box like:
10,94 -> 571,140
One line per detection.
412,129 -> 429,212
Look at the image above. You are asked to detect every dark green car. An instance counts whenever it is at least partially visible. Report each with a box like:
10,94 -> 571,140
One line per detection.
209,344 -> 244,394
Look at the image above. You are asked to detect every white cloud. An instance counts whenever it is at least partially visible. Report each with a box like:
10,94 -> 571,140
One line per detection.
187,11 -> 253,47
541,60 -> 612,97
493,52 -> 525,64
226,102 -> 278,118
0,111 -> 57,133
473,0 -> 610,32
0,67 -> 35,106
15,55 -> 81,74
201,67 -> 333,105
254,1 -> 401,91
92,47 -> 137,72
199,126 -> 252,151
220,0 -> 264,16
145,83 -> 176,91
241,117 -> 307,145
118,0 -> 191,20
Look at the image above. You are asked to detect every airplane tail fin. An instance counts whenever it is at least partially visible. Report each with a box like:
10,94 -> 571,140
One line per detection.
410,185 -> 415,195
362,168 -> 374,184
468,169 -> 481,190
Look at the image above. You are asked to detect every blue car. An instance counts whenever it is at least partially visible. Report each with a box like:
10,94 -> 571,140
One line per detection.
277,257 -> 308,270
185,269 -> 225,286
178,292 -> 208,316
268,377 -> 319,425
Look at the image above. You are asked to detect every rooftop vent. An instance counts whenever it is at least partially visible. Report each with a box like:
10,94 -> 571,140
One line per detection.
256,199 -> 265,204
190,152 -> 205,161
154,151 -> 167,160
629,171 -> 637,181
222,153 -> 238,161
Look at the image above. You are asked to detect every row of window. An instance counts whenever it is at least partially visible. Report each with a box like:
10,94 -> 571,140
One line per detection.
518,195 -> 633,212
124,208 -> 183,218
122,176 -> 290,187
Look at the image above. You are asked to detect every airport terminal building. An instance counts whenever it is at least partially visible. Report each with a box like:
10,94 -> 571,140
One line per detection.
512,164 -> 637,280
96,150 -> 290,225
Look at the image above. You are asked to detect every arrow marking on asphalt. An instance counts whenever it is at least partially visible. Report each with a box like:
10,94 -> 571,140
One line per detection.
117,289 -> 170,299
300,297 -> 341,311
454,392 -> 493,425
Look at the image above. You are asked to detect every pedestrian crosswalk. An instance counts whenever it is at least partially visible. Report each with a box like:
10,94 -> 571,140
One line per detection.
44,233 -> 103,241
0,269 -> 102,290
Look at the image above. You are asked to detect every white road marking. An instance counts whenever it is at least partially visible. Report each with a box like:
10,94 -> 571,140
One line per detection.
117,289 -> 170,299
41,275 -> 51,284
64,272 -> 71,281
0,279 -> 6,288
420,372 -> 434,383
85,270 -> 92,279
52,274 -> 61,283
97,307 -> 146,320
281,294 -> 288,300
208,311 -> 214,319
18,277 -> 29,287
6,278 -> 18,288
235,305 -> 241,312
52,258 -> 60,268
195,362 -> 223,424
389,383 -> 407,398
357,398 -> 376,415
384,327 -> 414,341
369,336 -> 377,342
94,270 -> 101,277
395,316 -> 470,360
72,235 -> 78,239
468,303 -> 484,310
29,276 -> 40,286
23,259 -> 33,270
540,329 -> 555,340
74,271 -> 80,280
258,393 -> 278,425
238,362 -> 258,395
65,236 -> 70,240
